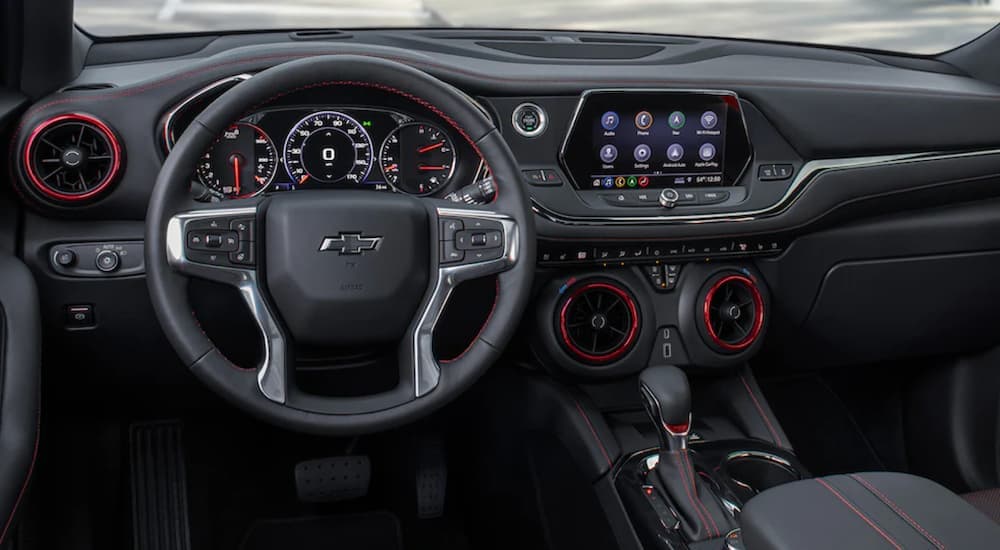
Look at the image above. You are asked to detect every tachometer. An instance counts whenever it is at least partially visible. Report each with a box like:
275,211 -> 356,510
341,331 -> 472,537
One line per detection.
379,122 -> 457,195
196,122 -> 277,199
283,111 -> 373,186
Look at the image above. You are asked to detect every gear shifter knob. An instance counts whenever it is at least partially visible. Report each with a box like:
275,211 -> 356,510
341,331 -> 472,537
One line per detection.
639,365 -> 691,451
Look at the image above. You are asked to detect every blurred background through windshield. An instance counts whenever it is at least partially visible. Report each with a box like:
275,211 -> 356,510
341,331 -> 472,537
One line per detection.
75,0 -> 1000,55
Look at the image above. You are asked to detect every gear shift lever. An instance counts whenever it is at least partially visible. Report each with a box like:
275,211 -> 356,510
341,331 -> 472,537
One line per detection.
639,364 -> 691,452
639,366 -> 735,542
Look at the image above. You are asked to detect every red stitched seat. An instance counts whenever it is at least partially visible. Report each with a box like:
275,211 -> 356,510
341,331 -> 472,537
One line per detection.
964,489 -> 1000,524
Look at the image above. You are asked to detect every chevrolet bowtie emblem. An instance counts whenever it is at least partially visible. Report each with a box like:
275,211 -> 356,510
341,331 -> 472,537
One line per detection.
318,233 -> 383,255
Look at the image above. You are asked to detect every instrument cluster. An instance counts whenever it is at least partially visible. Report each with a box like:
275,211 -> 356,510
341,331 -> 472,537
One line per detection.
192,106 -> 468,201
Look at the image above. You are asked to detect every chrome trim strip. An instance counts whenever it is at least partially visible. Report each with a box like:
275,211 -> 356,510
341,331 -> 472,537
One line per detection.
162,73 -> 253,151
405,207 -> 519,397
166,205 -> 287,404
535,147 -> 1000,225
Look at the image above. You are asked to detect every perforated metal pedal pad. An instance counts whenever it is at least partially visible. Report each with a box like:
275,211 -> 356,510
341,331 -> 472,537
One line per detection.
294,455 -> 371,503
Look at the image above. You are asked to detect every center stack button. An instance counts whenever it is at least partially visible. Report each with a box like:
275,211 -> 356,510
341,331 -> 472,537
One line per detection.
659,188 -> 680,208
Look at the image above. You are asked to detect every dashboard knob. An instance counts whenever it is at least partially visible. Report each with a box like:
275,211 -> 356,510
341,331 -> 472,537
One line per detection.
659,188 -> 680,208
54,249 -> 77,267
95,249 -> 121,273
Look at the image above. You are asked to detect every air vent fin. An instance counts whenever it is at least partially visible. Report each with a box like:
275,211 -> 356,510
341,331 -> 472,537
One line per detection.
702,274 -> 765,352
22,113 -> 122,203
558,281 -> 640,365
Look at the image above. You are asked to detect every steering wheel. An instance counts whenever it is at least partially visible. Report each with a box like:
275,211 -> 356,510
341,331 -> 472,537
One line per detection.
145,56 -> 535,435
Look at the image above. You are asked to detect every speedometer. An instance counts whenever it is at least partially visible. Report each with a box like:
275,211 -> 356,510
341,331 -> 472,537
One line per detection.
283,111 -> 373,186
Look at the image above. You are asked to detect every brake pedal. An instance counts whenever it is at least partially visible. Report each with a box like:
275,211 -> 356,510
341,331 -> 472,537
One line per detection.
294,455 -> 371,503
130,421 -> 192,550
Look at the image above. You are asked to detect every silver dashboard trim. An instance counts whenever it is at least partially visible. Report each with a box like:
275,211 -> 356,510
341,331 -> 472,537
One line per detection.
535,148 -> 1000,225
166,205 -> 287,405
162,73 -> 253,151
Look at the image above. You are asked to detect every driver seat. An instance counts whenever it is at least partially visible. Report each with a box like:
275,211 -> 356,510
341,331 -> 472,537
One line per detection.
0,255 -> 41,544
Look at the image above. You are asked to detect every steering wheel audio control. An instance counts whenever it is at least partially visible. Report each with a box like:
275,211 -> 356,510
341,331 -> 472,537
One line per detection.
439,217 -> 505,265
184,216 -> 257,267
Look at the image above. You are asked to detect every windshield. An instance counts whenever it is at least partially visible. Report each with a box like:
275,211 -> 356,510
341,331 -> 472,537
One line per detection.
75,0 -> 1000,55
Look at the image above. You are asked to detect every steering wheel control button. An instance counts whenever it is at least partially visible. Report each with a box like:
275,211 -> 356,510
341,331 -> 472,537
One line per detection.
440,218 -> 463,242
95,249 -> 121,273
465,247 -> 504,263
659,188 -> 680,208
230,218 -> 255,241
65,304 -> 95,328
229,242 -> 255,266
440,241 -> 463,264
512,102 -> 547,137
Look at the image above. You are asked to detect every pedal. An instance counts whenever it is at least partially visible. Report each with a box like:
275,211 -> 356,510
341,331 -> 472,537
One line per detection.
130,421 -> 192,550
416,439 -> 447,519
294,455 -> 371,503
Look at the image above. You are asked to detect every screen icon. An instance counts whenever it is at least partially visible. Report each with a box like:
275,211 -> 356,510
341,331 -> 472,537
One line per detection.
638,175 -> 650,188
627,176 -> 638,187
635,111 -> 654,130
599,144 -> 618,163
667,144 -> 684,162
668,111 -> 686,130
601,111 -> 620,131
701,111 -> 718,129
699,143 -> 717,161
602,177 -> 614,188
633,144 -> 652,163
614,176 -> 626,188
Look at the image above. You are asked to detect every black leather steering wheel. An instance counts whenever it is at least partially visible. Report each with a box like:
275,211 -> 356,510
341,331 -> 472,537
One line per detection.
145,56 -> 535,435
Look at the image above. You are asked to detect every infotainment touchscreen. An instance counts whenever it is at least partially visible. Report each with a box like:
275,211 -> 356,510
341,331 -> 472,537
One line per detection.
560,90 -> 752,190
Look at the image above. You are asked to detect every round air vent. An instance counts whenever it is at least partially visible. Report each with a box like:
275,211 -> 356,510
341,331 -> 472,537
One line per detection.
22,113 -> 122,202
702,274 -> 765,353
558,281 -> 640,365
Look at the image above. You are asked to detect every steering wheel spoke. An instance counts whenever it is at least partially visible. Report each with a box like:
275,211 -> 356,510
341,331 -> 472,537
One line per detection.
403,205 -> 520,397
165,202 -> 289,404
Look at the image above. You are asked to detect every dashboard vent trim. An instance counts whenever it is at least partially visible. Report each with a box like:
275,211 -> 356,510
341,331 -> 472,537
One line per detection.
558,280 -> 640,365
701,274 -> 764,353
22,113 -> 122,203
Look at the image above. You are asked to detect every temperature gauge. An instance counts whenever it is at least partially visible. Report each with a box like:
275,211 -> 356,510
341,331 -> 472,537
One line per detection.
379,123 -> 456,195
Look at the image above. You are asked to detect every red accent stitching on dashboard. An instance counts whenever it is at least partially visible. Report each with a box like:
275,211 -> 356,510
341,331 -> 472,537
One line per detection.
573,399 -> 612,468
816,478 -> 902,550
0,401 -> 40,545
850,474 -> 945,550
440,277 -> 499,364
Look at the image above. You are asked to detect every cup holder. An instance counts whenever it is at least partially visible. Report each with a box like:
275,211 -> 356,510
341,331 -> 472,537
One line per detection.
723,450 -> 801,495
